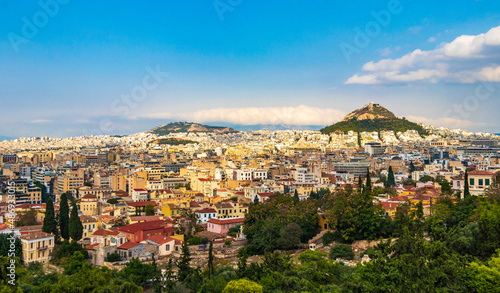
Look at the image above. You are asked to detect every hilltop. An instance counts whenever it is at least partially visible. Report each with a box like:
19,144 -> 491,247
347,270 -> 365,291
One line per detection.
320,102 -> 428,136
149,122 -> 238,136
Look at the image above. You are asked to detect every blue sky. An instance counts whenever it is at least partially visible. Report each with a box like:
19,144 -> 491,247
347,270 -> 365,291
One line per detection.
1,0 -> 500,137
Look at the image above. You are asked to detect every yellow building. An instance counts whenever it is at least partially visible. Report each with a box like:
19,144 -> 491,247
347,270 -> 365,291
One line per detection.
468,170 -> 497,196
162,203 -> 181,217
57,173 -> 83,196
80,215 -> 99,238
79,194 -> 100,216
215,201 -> 248,219
21,232 -> 55,264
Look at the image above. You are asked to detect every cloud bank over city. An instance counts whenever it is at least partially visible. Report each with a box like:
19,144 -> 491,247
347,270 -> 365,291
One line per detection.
144,105 -> 346,126
346,26 -> 500,85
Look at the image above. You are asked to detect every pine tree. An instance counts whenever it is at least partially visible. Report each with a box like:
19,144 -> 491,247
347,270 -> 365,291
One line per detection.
208,241 -> 214,278
69,200 -> 83,241
293,189 -> 299,204
177,240 -> 192,282
59,193 -> 70,240
464,171 -> 471,198
42,198 -> 57,235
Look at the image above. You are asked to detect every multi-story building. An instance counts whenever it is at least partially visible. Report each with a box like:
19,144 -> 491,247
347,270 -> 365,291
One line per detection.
21,232 -> 55,264
57,173 -> 83,196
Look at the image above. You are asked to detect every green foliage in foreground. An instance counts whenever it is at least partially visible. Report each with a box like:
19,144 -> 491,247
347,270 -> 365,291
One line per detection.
2,183 -> 500,292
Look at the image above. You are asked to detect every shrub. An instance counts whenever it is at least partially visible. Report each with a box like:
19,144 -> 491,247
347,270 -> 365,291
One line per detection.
322,232 -> 335,246
225,240 -> 232,246
329,243 -> 354,260
106,253 -> 121,262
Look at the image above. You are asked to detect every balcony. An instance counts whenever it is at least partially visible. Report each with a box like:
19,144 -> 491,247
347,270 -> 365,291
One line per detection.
37,246 -> 48,251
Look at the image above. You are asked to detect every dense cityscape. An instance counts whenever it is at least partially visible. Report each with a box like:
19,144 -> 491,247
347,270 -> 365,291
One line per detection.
1,103 -> 500,292
2,1 -> 500,292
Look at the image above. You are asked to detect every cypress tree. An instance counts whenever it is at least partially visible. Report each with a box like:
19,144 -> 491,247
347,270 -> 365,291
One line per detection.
59,193 -> 70,240
42,198 -> 57,235
69,200 -> 83,241
363,171 -> 372,196
293,189 -> 299,204
208,241 -> 214,278
358,176 -> 363,191
386,166 -> 396,188
410,161 -> 416,173
177,240 -> 192,282
464,172 -> 471,198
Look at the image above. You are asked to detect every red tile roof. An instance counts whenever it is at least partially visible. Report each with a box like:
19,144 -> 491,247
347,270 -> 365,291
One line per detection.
208,217 -> 245,225
92,229 -> 120,236
126,201 -> 157,207
197,208 -> 217,214
146,234 -> 177,245
20,231 -> 54,240
118,220 -> 172,234
468,170 -> 497,176
117,241 -> 141,250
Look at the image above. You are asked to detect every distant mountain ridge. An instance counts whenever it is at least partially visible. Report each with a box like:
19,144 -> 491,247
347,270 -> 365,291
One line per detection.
150,122 -> 238,136
320,102 -> 428,136
0,135 -> 15,141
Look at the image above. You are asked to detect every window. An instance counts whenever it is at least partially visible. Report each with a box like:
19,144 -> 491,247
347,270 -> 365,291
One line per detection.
479,179 -> 484,186
166,244 -> 170,251
470,179 -> 475,186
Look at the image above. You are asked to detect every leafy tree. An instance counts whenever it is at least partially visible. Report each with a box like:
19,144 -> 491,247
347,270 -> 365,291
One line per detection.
420,175 -> 435,183
69,201 -> 83,242
145,203 -> 155,216
34,181 -> 49,203
50,240 -> 89,265
441,180 -> 453,195
106,198 -> 118,204
42,198 -> 57,235
223,279 -> 263,293
322,232 -> 335,246
17,209 -> 38,227
0,234 -> 21,258
278,223 -> 302,250
329,243 -> 354,260
119,257 -> 157,287
326,186 -> 391,243
177,240 -> 192,282
467,250 -> 500,292
59,193 -> 70,240
237,247 -> 249,278
105,253 -> 120,262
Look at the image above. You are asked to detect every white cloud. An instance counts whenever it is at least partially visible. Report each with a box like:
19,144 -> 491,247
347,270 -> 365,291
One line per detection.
346,26 -> 500,84
30,119 -> 53,124
428,37 -> 436,43
144,105 -> 345,126
407,115 -> 487,129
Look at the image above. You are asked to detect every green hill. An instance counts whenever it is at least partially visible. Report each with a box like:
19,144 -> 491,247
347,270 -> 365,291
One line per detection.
320,103 -> 428,136
150,122 -> 238,136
